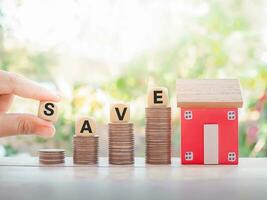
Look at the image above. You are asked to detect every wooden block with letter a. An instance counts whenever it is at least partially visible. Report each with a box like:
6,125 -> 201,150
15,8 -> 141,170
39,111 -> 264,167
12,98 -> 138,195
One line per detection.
38,101 -> 58,122
76,117 -> 96,136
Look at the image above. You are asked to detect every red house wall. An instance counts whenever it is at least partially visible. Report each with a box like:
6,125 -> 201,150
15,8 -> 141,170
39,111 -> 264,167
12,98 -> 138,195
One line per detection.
181,108 -> 238,165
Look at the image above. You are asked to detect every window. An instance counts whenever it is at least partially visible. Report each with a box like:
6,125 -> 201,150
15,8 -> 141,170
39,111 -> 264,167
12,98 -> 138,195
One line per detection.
184,111 -> 193,120
228,152 -> 236,162
227,111 -> 236,120
185,152 -> 193,161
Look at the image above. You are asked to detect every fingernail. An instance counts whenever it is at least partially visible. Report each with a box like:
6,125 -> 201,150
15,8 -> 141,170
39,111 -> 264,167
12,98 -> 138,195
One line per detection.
36,126 -> 55,137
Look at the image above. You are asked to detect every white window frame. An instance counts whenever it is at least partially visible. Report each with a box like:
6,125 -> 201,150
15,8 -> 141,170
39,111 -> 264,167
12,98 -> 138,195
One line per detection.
184,111 -> 193,120
228,152 -> 236,162
227,111 -> 236,120
185,152 -> 193,161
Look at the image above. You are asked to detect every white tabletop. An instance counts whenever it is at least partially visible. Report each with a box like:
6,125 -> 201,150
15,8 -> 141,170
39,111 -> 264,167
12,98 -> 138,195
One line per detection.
0,157 -> 266,200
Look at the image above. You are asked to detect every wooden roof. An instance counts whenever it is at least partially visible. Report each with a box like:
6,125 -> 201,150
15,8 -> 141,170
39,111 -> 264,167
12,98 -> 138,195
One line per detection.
176,79 -> 243,108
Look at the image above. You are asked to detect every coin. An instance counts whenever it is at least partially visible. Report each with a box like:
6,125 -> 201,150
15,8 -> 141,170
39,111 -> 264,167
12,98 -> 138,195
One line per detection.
108,122 -> 134,165
73,135 -> 99,165
145,107 -> 172,165
39,149 -> 65,165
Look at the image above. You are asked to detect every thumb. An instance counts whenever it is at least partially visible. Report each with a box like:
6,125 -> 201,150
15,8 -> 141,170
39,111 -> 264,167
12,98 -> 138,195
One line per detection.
0,113 -> 55,137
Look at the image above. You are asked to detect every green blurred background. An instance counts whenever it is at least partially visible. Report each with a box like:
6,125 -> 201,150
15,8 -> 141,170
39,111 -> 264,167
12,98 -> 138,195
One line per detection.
0,0 -> 266,158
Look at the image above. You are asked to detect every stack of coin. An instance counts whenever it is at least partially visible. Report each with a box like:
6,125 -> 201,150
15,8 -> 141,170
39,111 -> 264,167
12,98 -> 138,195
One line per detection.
145,107 -> 172,164
73,135 -> 99,165
39,149 -> 65,164
109,123 -> 134,165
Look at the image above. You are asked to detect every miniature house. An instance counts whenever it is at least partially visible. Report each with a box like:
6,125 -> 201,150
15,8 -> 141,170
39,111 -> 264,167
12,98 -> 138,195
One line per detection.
176,79 -> 243,165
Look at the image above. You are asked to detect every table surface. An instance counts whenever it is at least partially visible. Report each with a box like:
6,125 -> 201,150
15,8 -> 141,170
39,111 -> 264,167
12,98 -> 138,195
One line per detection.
1,157 -> 267,200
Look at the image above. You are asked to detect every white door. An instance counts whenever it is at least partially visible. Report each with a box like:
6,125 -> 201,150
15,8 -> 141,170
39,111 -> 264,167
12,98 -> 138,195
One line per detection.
204,124 -> 219,164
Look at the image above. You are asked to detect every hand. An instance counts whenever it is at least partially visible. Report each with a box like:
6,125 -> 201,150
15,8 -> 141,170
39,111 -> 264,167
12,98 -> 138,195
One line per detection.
0,70 -> 60,137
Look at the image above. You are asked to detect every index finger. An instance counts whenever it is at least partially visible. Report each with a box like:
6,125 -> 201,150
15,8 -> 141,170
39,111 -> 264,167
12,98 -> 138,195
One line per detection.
0,70 -> 61,101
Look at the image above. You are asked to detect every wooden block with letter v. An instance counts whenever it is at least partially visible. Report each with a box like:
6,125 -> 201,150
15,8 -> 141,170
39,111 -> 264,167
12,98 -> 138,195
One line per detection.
109,102 -> 134,165
110,103 -> 130,123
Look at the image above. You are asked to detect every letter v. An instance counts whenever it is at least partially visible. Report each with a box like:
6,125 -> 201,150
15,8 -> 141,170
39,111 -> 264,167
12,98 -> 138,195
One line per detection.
115,107 -> 127,120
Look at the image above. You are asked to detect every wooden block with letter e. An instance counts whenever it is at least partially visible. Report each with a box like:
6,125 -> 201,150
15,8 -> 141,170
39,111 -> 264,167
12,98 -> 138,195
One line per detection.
38,101 -> 58,122
147,87 -> 169,107
75,117 -> 96,136
110,103 -> 130,123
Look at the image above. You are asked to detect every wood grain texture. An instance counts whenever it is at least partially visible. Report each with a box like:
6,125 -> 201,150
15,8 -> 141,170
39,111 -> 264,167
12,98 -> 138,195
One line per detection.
204,124 -> 219,165
38,101 -> 59,122
147,87 -> 169,107
176,79 -> 243,108
110,103 -> 130,123
75,117 -> 96,136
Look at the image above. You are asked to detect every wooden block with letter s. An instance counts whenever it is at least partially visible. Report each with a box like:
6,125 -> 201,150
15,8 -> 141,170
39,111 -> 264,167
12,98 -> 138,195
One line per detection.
38,101 -> 59,122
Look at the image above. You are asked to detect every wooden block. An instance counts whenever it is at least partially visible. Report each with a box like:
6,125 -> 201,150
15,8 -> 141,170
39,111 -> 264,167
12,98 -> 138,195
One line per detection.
204,124 -> 219,165
147,87 -> 169,107
176,79 -> 243,108
110,103 -> 130,123
75,117 -> 96,136
38,101 -> 58,122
